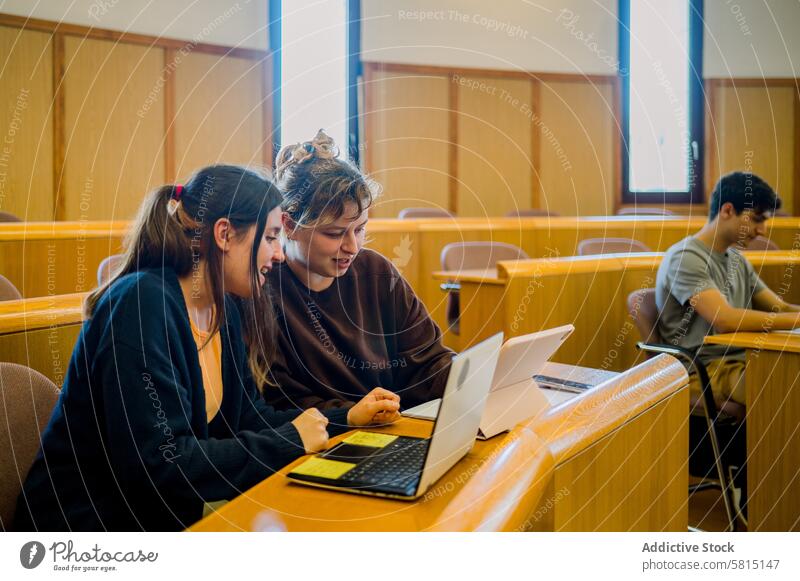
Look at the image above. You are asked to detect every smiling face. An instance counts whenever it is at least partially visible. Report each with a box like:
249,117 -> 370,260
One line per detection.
283,201 -> 368,282
218,206 -> 285,298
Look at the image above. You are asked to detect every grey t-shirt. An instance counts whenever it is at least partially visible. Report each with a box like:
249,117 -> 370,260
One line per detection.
655,236 -> 767,363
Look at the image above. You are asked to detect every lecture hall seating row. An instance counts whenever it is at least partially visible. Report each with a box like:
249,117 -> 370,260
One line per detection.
3,216 -> 799,306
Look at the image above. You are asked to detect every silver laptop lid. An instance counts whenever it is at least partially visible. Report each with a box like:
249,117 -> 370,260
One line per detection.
416,333 -> 504,495
491,324 -> 574,391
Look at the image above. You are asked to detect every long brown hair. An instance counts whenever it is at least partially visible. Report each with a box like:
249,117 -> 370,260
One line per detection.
85,164 -> 283,389
275,129 -> 380,228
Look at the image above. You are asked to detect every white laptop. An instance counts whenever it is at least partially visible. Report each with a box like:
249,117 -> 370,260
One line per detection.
286,332 -> 504,499
403,325 -> 575,439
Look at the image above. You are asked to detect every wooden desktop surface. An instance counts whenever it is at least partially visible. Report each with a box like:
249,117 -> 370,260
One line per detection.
705,332 -> 800,531
189,355 -> 688,532
189,416 -> 525,532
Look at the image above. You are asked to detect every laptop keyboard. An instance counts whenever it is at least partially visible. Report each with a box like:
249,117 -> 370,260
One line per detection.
343,438 -> 430,490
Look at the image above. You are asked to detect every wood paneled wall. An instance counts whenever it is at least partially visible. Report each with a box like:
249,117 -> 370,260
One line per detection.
0,14 -> 272,222
706,79 -> 800,215
363,70 -> 451,218
364,63 -> 800,218
0,25 -> 54,220
363,62 -> 619,218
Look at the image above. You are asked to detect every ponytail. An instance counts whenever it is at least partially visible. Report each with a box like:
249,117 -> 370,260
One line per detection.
85,165 -> 284,391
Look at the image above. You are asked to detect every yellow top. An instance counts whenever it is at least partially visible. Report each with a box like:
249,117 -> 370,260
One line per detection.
188,315 -> 223,423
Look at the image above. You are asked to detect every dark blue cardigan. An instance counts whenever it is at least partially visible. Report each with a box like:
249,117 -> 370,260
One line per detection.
14,268 -> 349,531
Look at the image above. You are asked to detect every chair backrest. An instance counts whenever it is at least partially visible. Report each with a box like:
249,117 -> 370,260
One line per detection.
745,236 -> 780,251
505,208 -> 559,217
0,211 -> 22,222
97,254 -> 124,286
627,288 -> 664,345
0,275 -> 22,301
0,363 -> 60,529
576,237 -> 651,256
616,207 -> 676,216
397,207 -> 454,219
440,241 -> 529,271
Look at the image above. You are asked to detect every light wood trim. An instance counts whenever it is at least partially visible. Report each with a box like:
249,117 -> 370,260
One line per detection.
709,77 -> 800,88
448,73 -> 458,214
493,250 -> 800,280
527,355 -> 688,464
795,84 -> 800,214
0,221 -> 128,241
0,292 -> 86,334
611,76 -> 622,213
261,55 -> 274,169
163,48 -> 176,182
530,79 -> 541,208
52,31 -> 66,221
705,79 -> 719,200
363,61 -> 375,176
363,61 -> 616,85
0,13 -> 269,61
429,427 -> 553,532
496,255 -> 633,278
432,269 -> 504,284
705,331 -> 800,354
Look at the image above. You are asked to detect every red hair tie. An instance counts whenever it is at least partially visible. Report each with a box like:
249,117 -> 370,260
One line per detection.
173,184 -> 184,201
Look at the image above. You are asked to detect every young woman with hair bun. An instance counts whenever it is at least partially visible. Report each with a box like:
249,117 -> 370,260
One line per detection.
267,130 -> 454,411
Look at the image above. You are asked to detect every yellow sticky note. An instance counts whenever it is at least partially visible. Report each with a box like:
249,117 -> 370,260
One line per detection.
342,431 -> 398,448
290,457 -> 355,480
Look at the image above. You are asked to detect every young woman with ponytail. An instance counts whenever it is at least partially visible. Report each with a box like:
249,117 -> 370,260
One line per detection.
267,131 -> 454,411
14,165 -> 399,531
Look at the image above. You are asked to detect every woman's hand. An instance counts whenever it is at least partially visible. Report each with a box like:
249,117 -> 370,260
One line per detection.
291,408 -> 330,453
347,387 -> 401,426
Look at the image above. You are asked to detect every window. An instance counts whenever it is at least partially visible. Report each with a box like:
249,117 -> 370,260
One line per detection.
270,0 -> 361,162
619,0 -> 704,204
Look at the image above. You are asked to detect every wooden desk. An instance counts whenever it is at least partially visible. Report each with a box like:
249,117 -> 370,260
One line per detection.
705,332 -> 800,531
0,293 -> 86,384
189,417 -> 551,532
189,355 -> 688,532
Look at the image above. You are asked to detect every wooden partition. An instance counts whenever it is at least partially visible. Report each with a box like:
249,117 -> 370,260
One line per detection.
0,293 -> 85,385
3,217 -> 800,303
0,221 -> 126,298
440,250 -> 800,367
0,14 -> 272,223
525,354 -> 688,531
189,355 -> 687,532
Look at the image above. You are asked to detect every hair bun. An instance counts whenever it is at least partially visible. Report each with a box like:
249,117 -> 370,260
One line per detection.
309,129 -> 337,160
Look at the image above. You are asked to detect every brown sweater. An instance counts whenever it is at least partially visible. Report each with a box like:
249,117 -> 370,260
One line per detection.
267,248 -> 454,410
